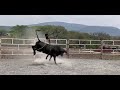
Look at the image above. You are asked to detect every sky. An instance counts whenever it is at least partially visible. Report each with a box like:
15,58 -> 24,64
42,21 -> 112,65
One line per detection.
0,15 -> 120,28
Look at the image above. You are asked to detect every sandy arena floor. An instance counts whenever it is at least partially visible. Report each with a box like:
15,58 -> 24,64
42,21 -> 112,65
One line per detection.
1,54 -> 120,75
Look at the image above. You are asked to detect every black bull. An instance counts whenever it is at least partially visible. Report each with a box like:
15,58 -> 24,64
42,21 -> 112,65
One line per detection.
32,40 -> 68,64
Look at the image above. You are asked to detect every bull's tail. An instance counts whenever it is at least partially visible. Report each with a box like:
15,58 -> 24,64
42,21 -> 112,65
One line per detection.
64,50 -> 69,56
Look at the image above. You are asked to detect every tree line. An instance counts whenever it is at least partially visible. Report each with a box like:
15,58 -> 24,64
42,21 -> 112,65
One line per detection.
0,25 -> 119,40
1,25 -> 120,49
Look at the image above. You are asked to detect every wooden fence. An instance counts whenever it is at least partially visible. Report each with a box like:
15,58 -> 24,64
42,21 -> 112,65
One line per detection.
1,38 -> 120,59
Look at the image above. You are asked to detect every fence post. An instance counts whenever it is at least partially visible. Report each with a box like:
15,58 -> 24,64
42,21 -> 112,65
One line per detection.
12,38 -> 13,44
113,40 -> 114,45
0,39 -> 1,58
67,39 -> 69,58
56,39 -> 57,44
23,39 -> 25,44
100,40 -> 103,59
18,45 -> 19,50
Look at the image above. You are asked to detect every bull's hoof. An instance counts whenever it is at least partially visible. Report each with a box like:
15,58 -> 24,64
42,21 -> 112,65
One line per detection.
33,51 -> 36,55
55,63 -> 57,65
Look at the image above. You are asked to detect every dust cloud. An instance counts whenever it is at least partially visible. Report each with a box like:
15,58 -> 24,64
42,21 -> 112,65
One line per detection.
21,28 -> 46,57
33,53 -> 71,66
24,28 -> 45,39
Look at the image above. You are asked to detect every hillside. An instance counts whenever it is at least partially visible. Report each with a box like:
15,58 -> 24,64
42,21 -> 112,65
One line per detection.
30,22 -> 87,31
1,22 -> 120,36
29,22 -> 120,36
0,26 -> 12,31
78,26 -> 120,36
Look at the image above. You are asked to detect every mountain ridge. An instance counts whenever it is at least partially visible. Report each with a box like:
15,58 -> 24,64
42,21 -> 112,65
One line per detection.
29,22 -> 120,36
0,22 -> 120,36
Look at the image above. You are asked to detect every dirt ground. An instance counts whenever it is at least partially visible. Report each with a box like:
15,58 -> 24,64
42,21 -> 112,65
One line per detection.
1,54 -> 120,75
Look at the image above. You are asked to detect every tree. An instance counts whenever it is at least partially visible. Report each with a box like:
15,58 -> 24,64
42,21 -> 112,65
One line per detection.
9,25 -> 28,38
0,29 -> 8,36
33,25 -> 68,39
91,32 -> 111,40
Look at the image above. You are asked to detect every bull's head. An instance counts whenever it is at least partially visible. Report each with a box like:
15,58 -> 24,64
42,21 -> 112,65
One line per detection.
32,40 -> 42,55
32,40 -> 46,55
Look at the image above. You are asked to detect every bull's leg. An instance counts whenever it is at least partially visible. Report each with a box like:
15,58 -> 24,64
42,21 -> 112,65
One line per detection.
33,50 -> 36,55
32,46 -> 36,55
49,55 -> 52,61
53,56 -> 57,65
33,55 -> 36,60
32,46 -> 37,61
46,54 -> 49,60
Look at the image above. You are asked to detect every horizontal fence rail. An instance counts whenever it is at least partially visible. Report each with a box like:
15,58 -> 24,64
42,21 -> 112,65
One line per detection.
1,38 -> 120,56
0,38 -> 67,56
